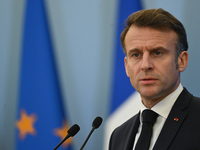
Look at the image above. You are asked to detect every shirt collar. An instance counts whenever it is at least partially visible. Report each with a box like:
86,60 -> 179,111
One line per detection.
139,84 -> 183,122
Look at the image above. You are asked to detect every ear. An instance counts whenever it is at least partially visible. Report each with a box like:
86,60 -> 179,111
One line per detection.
124,57 -> 130,77
178,51 -> 188,72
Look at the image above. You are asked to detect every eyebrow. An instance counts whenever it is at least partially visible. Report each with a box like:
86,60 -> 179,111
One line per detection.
150,46 -> 168,51
127,46 -> 168,54
127,48 -> 141,56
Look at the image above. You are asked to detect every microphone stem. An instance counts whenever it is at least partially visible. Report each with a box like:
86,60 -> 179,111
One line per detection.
53,135 -> 69,150
79,127 -> 95,150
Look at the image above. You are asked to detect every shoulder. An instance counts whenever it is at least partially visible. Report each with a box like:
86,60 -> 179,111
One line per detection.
187,95 -> 200,113
109,113 -> 139,150
178,88 -> 200,117
110,112 -> 139,138
182,88 -> 200,108
175,88 -> 200,109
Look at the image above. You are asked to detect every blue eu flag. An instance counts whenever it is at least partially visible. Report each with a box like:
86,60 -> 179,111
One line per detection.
15,0 -> 74,149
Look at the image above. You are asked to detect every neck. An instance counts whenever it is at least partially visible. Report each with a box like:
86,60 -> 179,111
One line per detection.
141,99 -> 161,109
141,83 -> 181,109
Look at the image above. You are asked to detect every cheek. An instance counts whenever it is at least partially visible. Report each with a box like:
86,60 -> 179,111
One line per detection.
126,61 -> 136,77
127,64 -> 137,77
162,63 -> 179,83
125,65 -> 130,77
127,67 -> 139,85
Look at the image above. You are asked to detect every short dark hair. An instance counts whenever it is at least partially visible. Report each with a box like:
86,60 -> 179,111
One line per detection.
121,8 -> 188,58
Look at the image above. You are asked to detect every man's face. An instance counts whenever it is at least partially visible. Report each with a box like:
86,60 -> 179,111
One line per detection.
124,25 -> 188,107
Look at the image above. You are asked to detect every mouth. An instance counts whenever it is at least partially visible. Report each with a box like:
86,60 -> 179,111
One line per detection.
139,77 -> 158,85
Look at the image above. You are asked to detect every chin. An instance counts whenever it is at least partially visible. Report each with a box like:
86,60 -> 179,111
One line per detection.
139,89 -> 159,99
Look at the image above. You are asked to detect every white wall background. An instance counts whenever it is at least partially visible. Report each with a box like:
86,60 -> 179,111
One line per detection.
1,0 -> 200,149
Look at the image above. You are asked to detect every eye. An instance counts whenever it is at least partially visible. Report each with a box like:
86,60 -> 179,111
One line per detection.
132,53 -> 140,57
154,51 -> 161,55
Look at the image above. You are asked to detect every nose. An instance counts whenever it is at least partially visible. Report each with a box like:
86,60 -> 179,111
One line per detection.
141,53 -> 153,71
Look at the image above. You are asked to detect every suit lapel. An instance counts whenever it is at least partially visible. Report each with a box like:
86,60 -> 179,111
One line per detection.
153,88 -> 192,150
153,107 -> 187,150
124,112 -> 140,150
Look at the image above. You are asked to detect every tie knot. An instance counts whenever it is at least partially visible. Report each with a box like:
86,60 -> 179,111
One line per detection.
142,109 -> 158,125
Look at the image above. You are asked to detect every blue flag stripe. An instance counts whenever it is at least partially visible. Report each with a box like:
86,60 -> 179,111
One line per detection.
16,0 -> 72,149
110,0 -> 142,113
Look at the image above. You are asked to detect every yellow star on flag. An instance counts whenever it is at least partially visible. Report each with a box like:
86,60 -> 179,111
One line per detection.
54,121 -> 72,148
16,109 -> 37,140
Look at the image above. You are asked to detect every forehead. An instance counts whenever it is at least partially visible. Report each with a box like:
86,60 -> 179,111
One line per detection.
124,25 -> 178,51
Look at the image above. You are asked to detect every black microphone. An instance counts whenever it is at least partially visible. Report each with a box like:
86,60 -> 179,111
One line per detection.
53,124 -> 80,150
79,116 -> 103,150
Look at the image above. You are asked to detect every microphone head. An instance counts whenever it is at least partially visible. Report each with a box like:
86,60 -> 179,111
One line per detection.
92,116 -> 103,129
68,124 -> 80,137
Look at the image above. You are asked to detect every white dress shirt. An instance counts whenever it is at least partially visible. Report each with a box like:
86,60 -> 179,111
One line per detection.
133,84 -> 183,150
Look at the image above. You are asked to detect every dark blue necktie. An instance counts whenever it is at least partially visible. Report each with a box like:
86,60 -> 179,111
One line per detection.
135,109 -> 158,150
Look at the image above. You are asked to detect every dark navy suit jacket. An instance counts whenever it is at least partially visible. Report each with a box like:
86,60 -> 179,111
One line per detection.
109,88 -> 200,150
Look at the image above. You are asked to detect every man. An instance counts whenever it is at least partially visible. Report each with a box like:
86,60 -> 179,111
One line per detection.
109,8 -> 200,150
